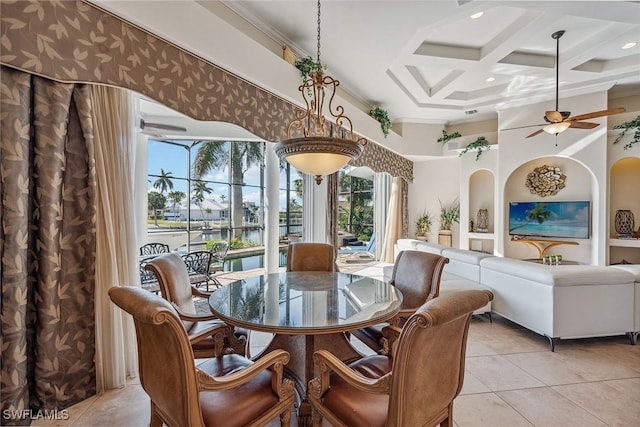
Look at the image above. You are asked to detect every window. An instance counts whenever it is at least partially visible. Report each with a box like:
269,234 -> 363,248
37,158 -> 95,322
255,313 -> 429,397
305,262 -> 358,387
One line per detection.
146,140 -> 305,255
338,169 -> 374,242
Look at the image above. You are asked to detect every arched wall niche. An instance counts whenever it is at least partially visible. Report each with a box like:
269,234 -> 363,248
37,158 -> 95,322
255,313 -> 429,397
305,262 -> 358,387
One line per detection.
0,0 -> 412,182
609,157 -> 640,264
468,169 -> 495,253
503,156 -> 596,263
469,169 -> 495,232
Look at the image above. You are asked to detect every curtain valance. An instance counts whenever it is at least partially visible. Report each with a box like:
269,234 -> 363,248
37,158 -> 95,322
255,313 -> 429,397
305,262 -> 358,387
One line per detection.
0,0 -> 412,182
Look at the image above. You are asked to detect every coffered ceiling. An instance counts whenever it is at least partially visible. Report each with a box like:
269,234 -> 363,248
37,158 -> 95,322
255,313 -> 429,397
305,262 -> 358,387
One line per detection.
213,0 -> 640,124
93,0 -> 640,139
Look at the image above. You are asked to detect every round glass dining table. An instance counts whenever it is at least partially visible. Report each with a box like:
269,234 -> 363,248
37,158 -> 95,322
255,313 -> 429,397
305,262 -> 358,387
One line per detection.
209,271 -> 402,425
208,271 -> 402,334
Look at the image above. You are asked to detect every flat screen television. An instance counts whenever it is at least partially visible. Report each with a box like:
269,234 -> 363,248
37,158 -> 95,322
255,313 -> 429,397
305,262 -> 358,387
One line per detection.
508,201 -> 590,239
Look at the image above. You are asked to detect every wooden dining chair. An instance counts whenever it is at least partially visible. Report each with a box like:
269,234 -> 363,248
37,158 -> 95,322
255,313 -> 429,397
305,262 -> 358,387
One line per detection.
145,253 -> 247,357
350,250 -> 449,354
109,286 -> 295,427
308,289 -> 493,427
286,242 -> 336,272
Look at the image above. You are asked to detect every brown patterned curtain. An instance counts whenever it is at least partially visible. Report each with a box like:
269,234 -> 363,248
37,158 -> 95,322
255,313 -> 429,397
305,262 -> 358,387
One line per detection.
1,66 -> 97,424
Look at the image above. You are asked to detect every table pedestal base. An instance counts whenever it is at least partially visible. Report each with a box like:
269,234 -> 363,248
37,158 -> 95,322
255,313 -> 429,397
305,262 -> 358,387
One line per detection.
254,332 -> 364,427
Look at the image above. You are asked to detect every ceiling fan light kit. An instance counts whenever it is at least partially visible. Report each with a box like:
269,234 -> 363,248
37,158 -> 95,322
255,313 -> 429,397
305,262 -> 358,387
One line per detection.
543,121 -> 571,135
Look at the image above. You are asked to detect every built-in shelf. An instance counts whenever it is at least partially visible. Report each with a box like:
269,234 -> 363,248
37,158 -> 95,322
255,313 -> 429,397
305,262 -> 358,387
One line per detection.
469,232 -> 494,240
609,238 -> 640,248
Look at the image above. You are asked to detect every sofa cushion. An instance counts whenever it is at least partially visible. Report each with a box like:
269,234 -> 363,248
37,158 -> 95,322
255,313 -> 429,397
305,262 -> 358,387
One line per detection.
440,273 -> 492,314
442,248 -> 493,265
610,264 -> 640,282
480,257 -> 635,287
396,239 -> 447,254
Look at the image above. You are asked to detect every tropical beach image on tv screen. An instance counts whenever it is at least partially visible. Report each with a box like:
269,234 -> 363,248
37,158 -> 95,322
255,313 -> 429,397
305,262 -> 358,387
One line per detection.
508,201 -> 590,239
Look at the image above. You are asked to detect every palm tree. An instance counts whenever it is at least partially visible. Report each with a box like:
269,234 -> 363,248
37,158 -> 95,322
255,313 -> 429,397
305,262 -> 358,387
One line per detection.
147,191 -> 166,227
153,168 -> 174,195
509,203 -> 558,234
192,181 -> 212,220
193,141 -> 263,239
167,190 -> 185,216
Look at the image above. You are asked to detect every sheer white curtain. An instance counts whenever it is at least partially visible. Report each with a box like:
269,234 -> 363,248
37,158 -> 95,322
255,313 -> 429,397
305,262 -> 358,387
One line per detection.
91,85 -> 139,391
380,177 -> 405,263
374,173 -> 392,260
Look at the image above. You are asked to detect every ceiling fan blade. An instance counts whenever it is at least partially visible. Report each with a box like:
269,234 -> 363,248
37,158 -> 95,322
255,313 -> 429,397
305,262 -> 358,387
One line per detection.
501,123 -> 547,131
567,107 -> 626,122
140,119 -> 187,132
569,121 -> 599,129
526,129 -> 545,138
545,111 -> 563,123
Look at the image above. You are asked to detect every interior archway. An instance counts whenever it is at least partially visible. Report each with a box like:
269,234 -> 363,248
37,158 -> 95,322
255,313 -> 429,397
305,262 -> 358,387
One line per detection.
503,156 -> 594,263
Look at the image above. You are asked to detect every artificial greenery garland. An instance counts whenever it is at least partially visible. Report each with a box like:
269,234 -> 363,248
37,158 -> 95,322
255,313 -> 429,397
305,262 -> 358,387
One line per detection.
613,115 -> 640,150
369,107 -> 392,138
458,136 -> 490,161
437,130 -> 462,144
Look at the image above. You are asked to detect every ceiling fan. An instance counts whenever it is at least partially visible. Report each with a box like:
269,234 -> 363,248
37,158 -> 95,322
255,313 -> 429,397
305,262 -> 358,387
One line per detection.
506,30 -> 625,138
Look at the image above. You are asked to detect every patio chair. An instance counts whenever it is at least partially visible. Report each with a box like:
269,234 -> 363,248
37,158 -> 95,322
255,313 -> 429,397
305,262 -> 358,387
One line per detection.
139,242 -> 170,257
350,250 -> 449,354
139,257 -> 161,294
145,253 -> 247,357
308,290 -> 494,427
208,241 -> 229,288
109,286 -> 295,427
182,250 -> 214,290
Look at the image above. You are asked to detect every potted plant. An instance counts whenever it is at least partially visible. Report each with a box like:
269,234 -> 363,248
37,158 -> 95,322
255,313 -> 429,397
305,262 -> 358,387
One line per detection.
369,107 -> 392,138
613,115 -> 640,150
415,210 -> 433,240
438,198 -> 460,247
459,136 -> 490,161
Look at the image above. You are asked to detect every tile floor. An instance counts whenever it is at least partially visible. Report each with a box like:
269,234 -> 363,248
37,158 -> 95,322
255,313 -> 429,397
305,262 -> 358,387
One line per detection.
32,265 -> 640,426
33,314 -> 640,426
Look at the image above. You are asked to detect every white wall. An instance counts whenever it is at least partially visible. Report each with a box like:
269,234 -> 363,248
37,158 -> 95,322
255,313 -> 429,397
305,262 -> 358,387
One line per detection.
409,157 -> 461,246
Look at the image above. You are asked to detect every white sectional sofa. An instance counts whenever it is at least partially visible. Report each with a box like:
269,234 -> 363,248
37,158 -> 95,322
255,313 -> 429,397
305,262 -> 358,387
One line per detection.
610,264 -> 640,344
393,239 -> 638,350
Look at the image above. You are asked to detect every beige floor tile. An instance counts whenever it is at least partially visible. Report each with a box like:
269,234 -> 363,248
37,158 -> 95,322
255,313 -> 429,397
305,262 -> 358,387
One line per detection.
453,393 -> 533,427
465,334 -> 499,357
553,380 -> 640,426
551,344 -> 640,381
497,387 -> 608,426
465,355 -> 545,391
459,370 -> 491,395
481,328 -> 550,354
30,394 -> 100,426
602,377 -> 640,400
504,351 -> 594,385
72,384 -> 150,427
